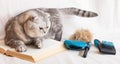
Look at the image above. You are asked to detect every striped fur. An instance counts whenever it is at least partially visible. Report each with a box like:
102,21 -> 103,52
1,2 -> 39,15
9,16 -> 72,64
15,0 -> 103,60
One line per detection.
59,7 -> 98,17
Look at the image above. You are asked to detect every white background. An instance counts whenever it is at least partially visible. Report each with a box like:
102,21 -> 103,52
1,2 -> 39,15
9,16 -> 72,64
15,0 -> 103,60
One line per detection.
0,0 -> 120,64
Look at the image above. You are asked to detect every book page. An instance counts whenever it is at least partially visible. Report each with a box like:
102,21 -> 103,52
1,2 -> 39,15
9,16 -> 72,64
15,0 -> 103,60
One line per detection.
21,39 -> 66,62
22,39 -> 63,55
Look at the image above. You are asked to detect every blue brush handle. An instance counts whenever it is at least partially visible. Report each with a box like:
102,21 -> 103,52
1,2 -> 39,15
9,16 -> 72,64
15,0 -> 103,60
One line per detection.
94,39 -> 101,48
102,41 -> 114,47
64,40 -> 87,50
94,39 -> 114,47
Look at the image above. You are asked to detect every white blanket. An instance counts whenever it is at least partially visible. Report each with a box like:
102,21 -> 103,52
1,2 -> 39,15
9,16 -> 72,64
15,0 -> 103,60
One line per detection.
0,0 -> 120,64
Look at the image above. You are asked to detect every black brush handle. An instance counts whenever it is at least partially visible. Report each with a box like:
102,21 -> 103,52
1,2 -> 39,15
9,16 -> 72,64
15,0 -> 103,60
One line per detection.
83,47 -> 89,58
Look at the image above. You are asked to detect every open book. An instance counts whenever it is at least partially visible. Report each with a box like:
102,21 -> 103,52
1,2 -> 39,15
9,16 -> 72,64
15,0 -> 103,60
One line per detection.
0,39 -> 66,62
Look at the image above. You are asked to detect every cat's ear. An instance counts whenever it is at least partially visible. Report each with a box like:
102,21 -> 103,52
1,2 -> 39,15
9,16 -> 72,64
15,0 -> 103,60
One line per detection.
28,16 -> 35,21
25,15 -> 35,22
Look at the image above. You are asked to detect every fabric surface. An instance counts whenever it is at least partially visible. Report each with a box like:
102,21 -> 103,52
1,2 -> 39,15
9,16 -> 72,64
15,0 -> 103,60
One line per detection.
0,0 -> 120,64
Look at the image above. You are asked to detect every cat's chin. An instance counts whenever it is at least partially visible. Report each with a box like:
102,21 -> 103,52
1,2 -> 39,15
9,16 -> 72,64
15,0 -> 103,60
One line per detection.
27,33 -> 45,38
30,35 -> 44,38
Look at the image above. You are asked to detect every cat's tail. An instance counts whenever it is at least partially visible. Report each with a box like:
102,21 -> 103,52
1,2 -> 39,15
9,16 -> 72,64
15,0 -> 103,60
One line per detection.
59,7 -> 98,17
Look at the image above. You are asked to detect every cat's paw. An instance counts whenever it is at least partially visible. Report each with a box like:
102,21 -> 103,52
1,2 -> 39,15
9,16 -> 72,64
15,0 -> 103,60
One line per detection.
35,40 -> 42,49
15,45 -> 27,52
36,43 -> 42,49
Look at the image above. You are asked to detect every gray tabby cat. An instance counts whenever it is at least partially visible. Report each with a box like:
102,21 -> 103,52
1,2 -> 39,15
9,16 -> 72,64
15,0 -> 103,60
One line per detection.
4,7 -> 98,52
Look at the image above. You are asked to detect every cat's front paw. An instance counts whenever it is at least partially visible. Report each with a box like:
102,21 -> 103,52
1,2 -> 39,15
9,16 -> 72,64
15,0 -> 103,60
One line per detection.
15,45 -> 27,52
35,40 -> 42,49
36,43 -> 42,49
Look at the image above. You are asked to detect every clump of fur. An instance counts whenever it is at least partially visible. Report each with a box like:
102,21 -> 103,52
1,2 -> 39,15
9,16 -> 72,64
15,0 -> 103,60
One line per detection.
69,29 -> 92,43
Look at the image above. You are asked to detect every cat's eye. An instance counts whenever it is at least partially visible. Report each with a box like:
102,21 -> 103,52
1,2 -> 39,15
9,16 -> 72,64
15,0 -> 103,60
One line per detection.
39,27 -> 43,30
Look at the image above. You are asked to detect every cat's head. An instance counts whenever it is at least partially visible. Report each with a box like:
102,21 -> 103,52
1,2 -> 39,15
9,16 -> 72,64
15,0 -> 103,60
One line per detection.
23,10 -> 51,38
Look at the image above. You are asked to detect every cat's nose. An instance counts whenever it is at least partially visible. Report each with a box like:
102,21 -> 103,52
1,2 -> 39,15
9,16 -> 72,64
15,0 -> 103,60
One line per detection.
44,31 -> 46,33
42,29 -> 46,33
